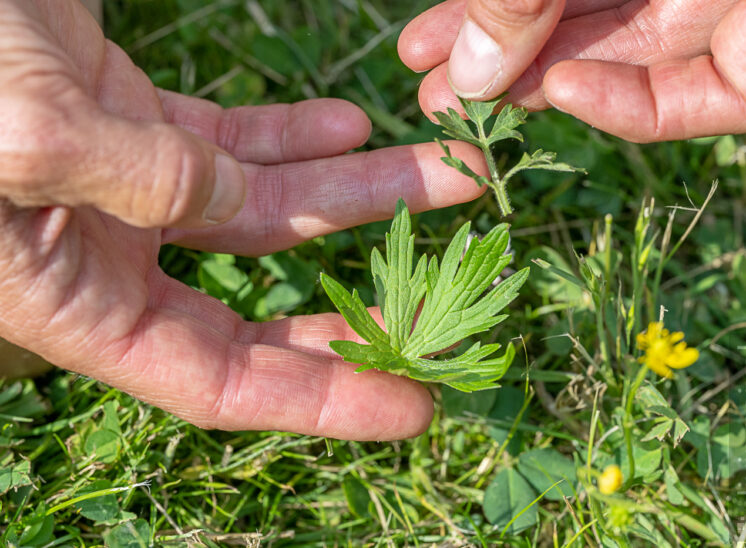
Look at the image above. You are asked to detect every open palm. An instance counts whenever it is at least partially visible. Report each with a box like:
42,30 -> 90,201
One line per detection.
0,0 -> 487,440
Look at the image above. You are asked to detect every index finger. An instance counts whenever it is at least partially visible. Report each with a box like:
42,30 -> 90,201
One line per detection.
164,141 -> 487,256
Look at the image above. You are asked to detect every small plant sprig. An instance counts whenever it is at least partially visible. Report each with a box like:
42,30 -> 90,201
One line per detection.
434,96 -> 585,216
321,199 -> 528,392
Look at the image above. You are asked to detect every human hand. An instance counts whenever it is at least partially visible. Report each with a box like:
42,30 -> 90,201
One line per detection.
399,0 -> 746,142
0,0 -> 487,440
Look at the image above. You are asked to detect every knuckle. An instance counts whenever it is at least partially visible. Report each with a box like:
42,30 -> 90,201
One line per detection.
472,0 -> 550,26
255,165 -> 287,240
216,106 -> 242,155
148,127 -> 209,226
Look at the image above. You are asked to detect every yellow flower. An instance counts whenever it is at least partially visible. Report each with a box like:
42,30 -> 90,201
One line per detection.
598,464 -> 623,495
636,322 -> 699,379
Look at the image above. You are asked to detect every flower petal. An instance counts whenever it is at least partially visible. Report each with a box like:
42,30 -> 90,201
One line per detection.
645,357 -> 673,379
668,331 -> 685,344
667,345 -> 699,369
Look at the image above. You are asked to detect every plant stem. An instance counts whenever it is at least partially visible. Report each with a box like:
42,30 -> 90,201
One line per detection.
650,210 -> 674,323
492,178 -> 513,217
596,214 -> 613,369
652,181 -> 717,319
476,123 -> 513,216
46,482 -> 150,516
623,364 -> 649,486
594,293 -> 610,370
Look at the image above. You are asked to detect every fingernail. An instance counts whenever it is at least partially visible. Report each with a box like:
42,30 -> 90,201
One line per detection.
204,154 -> 246,224
448,19 -> 503,98
544,95 -> 570,115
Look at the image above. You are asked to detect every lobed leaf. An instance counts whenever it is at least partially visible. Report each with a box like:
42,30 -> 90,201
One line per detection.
319,274 -> 388,346
373,200 -> 428,351
487,102 -> 526,143
433,108 -> 481,147
434,97 -> 584,217
460,96 -> 501,126
437,139 -> 490,187
322,200 -> 527,392
502,149 -> 584,182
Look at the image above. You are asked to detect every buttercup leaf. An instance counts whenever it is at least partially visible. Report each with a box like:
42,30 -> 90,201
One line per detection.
437,139 -> 491,188
502,149 -> 580,181
486,101 -> 526,145
322,199 -> 527,392
460,96 -> 500,126
434,98 -> 584,216
433,109 -> 481,147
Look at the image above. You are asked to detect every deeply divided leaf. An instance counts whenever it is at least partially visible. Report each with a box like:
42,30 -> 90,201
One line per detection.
434,97 -> 584,216
437,139 -> 490,188
433,109 -> 481,147
322,199 -> 528,392
503,149 -> 581,181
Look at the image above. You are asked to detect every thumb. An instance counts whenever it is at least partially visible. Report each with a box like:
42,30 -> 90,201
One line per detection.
448,0 -> 565,100
711,0 -> 746,96
4,101 -> 247,229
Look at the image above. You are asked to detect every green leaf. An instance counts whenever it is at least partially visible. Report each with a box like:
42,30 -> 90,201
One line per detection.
0,459 -> 32,495
516,448 -> 576,501
320,275 -> 388,347
198,260 -> 249,298
406,226 -> 523,356
460,96 -> 500,126
83,402 -> 122,464
618,442 -> 662,482
664,466 -> 684,505
628,520 -> 659,544
437,139 -> 490,187
433,108 -> 480,147
323,200 -> 526,392
102,401 -> 121,435
442,385 -> 497,418
263,282 -> 307,315
483,467 -> 538,534
258,252 -> 318,314
714,134 -> 738,166
407,342 -> 516,392
484,99 -> 526,145
373,200 -> 428,351
85,430 -> 120,464
636,383 -> 669,408
434,98 -> 584,216
342,477 -> 371,519
641,420 -> 673,443
104,519 -> 151,548
18,504 -> 54,547
74,480 -> 120,523
637,384 -> 690,447
502,149 -> 584,183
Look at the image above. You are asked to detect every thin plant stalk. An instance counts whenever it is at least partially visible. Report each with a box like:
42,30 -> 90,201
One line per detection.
623,364 -> 649,487
475,121 -> 512,216
650,181 -> 717,317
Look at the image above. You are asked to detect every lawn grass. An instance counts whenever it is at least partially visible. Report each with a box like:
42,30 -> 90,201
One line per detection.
1,1 -> 745,546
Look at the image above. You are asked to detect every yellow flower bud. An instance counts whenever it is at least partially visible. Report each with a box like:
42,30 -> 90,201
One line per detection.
598,465 -> 623,494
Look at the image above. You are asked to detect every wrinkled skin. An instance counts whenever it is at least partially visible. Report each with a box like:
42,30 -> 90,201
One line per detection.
0,0 -> 490,440
399,0 -> 746,141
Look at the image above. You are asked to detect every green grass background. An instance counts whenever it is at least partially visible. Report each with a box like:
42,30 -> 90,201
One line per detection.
1,1 -> 745,546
